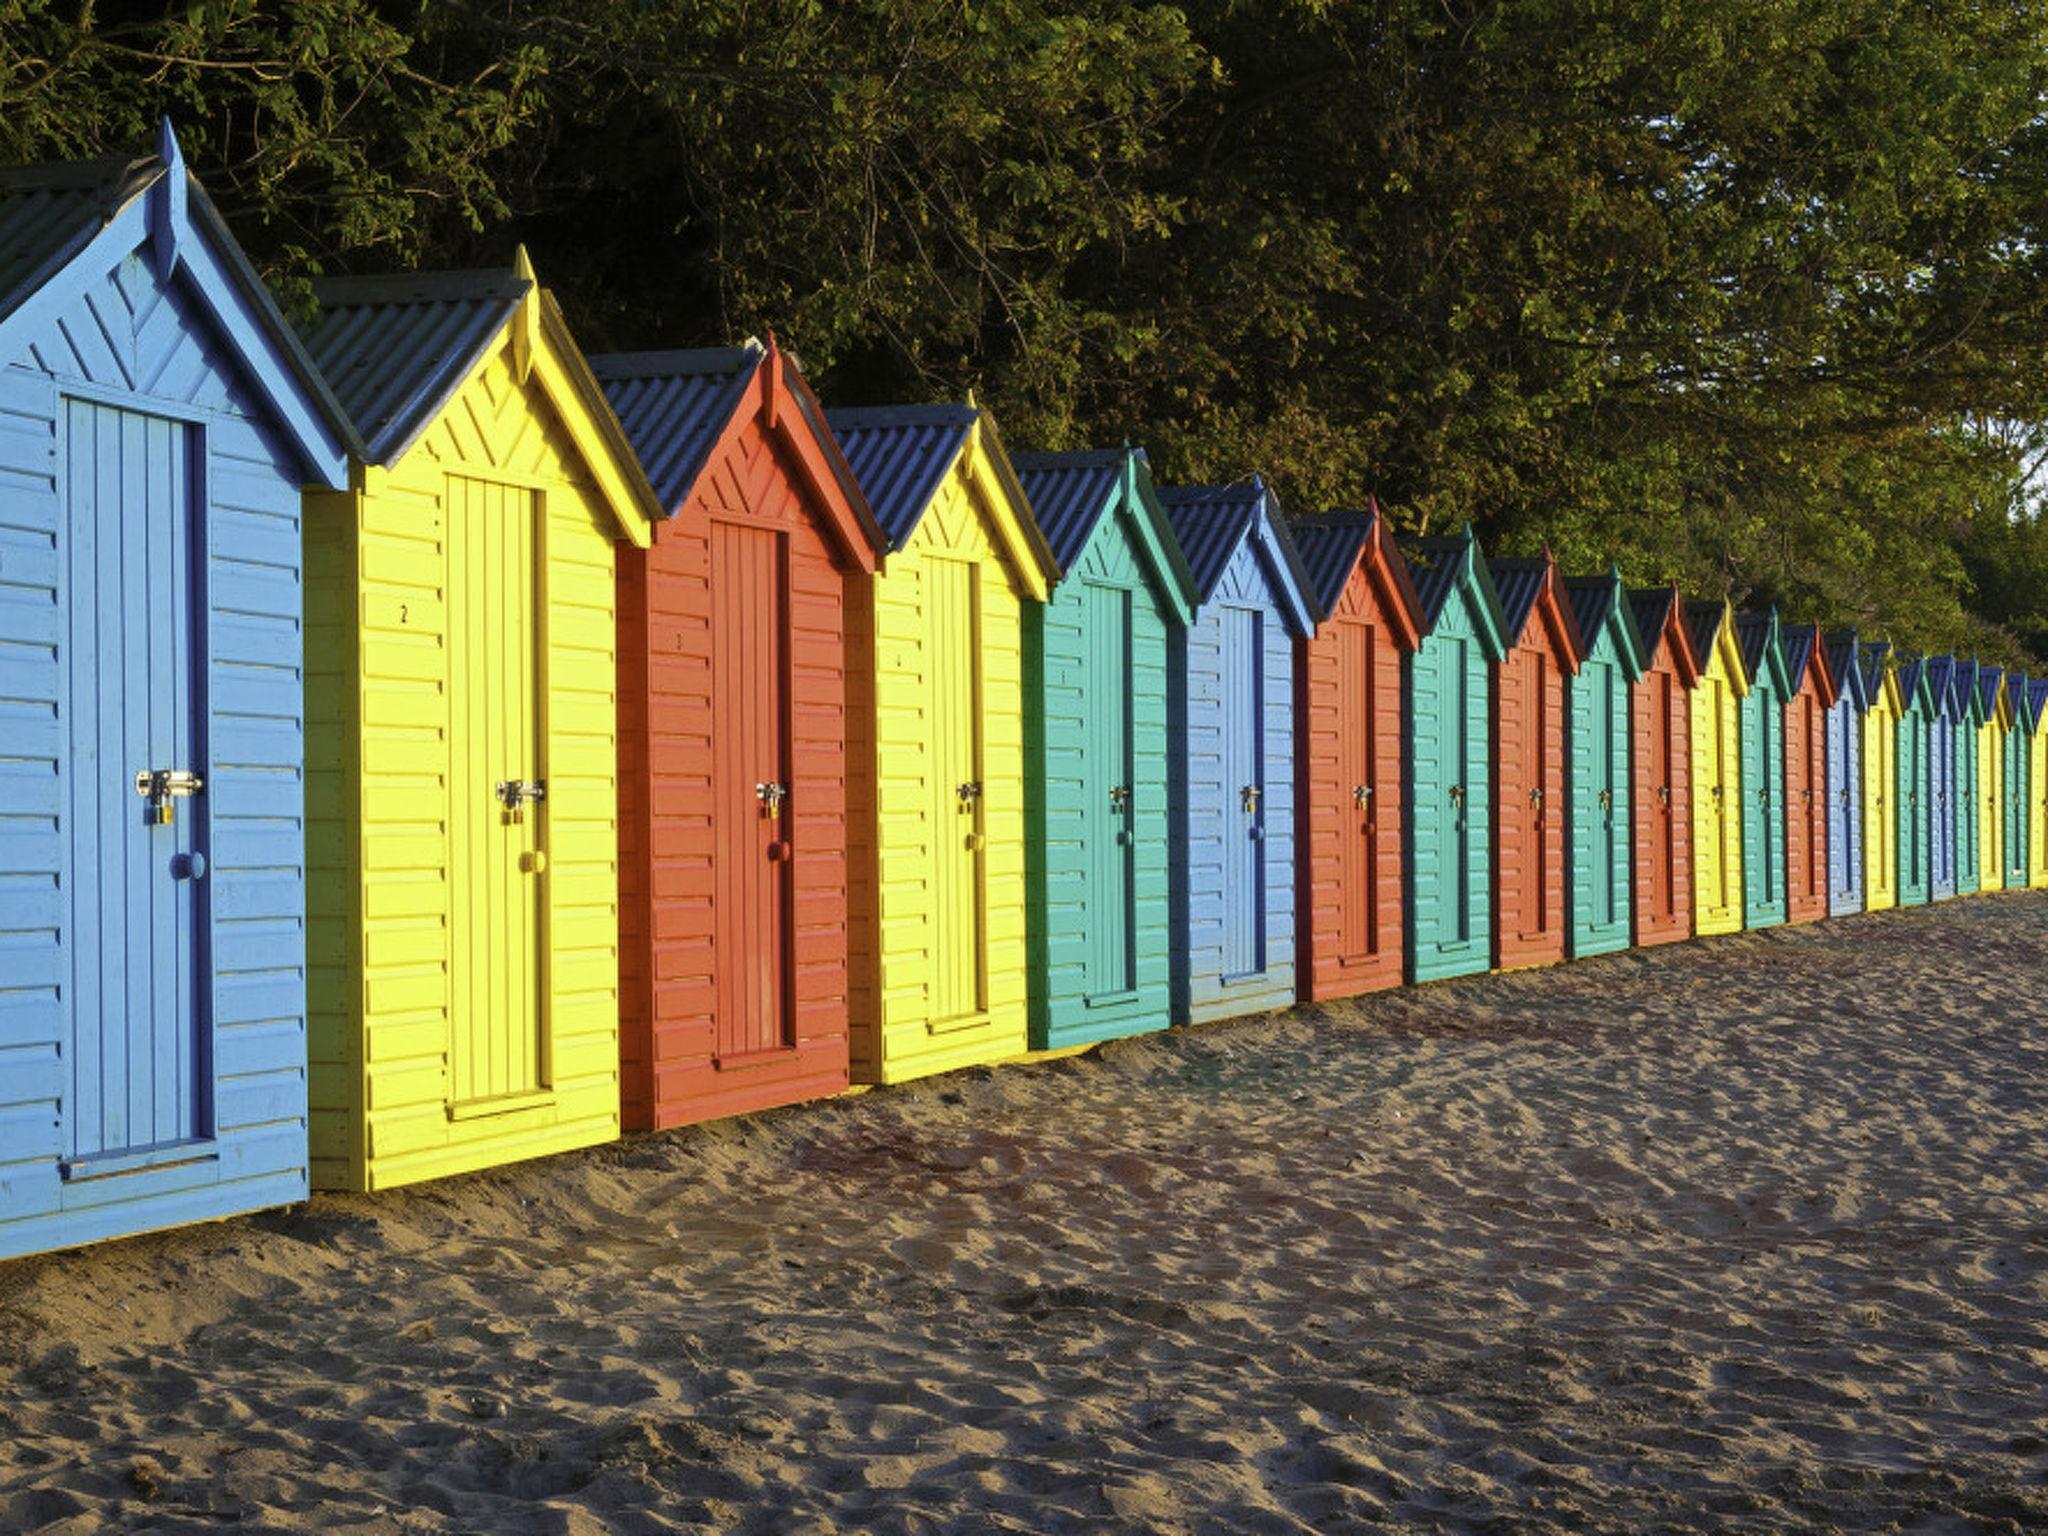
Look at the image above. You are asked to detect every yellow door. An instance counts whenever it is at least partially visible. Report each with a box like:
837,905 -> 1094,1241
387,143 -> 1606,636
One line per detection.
1692,673 -> 1743,934
446,475 -> 545,1105
2032,725 -> 2048,888
1862,704 -> 1897,909
927,556 -> 987,1027
1980,720 -> 2004,890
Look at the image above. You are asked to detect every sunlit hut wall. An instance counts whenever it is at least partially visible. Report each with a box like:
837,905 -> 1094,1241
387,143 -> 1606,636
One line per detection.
1999,670 -> 2031,889
1685,600 -> 1748,938
1734,609 -> 1791,931
1155,479 -> 1316,1025
0,130 -> 352,1261
1400,529 -> 1509,983
1486,552 -> 1581,970
1782,621 -> 1836,924
301,253 -> 661,1192
1011,447 -> 1193,1051
1974,664 -> 2007,893
1860,642 -> 1902,912
593,342 -> 884,1132
1626,584 -> 1700,948
1824,632 -> 1871,914
1892,653 -> 1937,909
1288,507 -> 1425,999
825,401 -> 1057,1084
2030,679 -> 2048,890
1560,569 -> 1644,960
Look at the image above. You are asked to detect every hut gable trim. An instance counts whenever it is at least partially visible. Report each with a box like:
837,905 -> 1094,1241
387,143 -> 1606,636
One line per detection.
1735,609 -> 1794,696
1290,505 -> 1425,649
1688,600 -> 1751,698
0,124 -> 352,486
1789,621 -> 1839,709
1563,568 -> 1646,682
1488,553 -> 1583,672
1627,584 -> 1701,686
1863,641 -> 1904,715
1155,479 -> 1316,636
1405,528 -> 1510,662
1011,447 -> 1196,625
1827,632 -> 1874,714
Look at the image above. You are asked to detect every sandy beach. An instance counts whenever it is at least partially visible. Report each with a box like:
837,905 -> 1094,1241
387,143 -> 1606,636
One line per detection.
3,893 -> 2046,1533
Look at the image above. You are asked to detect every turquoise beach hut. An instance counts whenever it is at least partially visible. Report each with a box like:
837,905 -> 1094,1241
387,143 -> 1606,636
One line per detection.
1954,658 -> 1983,896
2004,672 -> 2033,890
1735,609 -> 1791,929
1561,568 -> 1645,958
1893,654 -> 1936,907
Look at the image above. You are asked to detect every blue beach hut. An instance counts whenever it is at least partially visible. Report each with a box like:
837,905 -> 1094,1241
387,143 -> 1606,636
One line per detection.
1924,654 -> 1966,900
1953,658 -> 1984,896
1823,632 -> 1868,914
0,130 -> 353,1260
1156,480 -> 1315,1024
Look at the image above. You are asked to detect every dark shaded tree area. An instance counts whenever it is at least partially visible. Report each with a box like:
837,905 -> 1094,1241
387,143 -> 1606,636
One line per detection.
5,0 -> 2047,661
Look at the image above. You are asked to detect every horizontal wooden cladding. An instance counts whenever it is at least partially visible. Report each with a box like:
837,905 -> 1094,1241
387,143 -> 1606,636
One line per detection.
617,411 -> 853,1131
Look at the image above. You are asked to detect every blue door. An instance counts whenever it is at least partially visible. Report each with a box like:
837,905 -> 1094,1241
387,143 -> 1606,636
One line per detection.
62,400 -> 205,1171
1219,605 -> 1265,980
1827,701 -> 1861,909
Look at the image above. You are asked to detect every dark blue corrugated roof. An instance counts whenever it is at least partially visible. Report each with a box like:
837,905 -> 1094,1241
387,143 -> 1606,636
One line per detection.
1155,481 -> 1269,601
1011,449 -> 1131,571
1628,587 -> 1683,668
1288,512 -> 1374,617
1487,558 -> 1550,642
1784,623 -> 1821,691
2029,677 -> 2048,727
1562,575 -> 1615,645
1686,602 -> 1728,671
1924,653 -> 1964,717
1405,537 -> 1476,628
304,269 -> 528,465
0,154 -> 160,326
822,404 -> 977,550
1858,640 -> 1891,700
1734,610 -> 1777,679
1978,663 -> 2005,715
591,345 -> 763,513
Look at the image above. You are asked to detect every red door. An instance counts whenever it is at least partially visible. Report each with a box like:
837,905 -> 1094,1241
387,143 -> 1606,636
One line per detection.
1633,664 -> 1692,945
1335,617 -> 1382,969
711,520 -> 792,1058
1784,691 -> 1828,922
1496,642 -> 1565,967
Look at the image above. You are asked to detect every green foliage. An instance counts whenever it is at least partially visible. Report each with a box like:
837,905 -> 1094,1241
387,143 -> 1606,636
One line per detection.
4,0 -> 2048,661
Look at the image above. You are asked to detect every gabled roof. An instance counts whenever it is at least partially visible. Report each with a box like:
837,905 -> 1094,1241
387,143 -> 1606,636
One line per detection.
0,122 -> 353,487
1287,503 -> 1425,650
1628,583 -> 1701,685
1011,446 -> 1196,625
1403,528 -> 1512,662
593,341 -> 883,571
825,399 -> 1057,597
1687,598 -> 1750,696
1954,656 -> 1985,723
1562,567 -> 1645,682
1786,621 -> 1836,708
1154,477 -> 1317,636
2028,677 -> 2048,734
1734,608 -> 1793,696
303,248 -> 661,546
1486,552 -> 1582,670
1978,663 -> 2009,724
1859,639 -> 1900,713
1922,651 -> 1964,720
1894,651 -> 1935,715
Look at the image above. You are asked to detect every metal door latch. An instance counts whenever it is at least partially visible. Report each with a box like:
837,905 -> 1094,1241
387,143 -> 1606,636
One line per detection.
1598,788 -> 1612,810
756,781 -> 789,817
1352,783 -> 1372,809
495,778 -> 546,823
1109,784 -> 1131,813
1529,786 -> 1545,807
135,768 -> 203,825
957,781 -> 982,804
1656,784 -> 1670,806
1241,783 -> 1262,814
1448,783 -> 1465,807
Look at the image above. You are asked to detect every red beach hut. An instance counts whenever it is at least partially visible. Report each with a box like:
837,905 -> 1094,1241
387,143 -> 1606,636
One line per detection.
595,342 -> 886,1131
1782,621 -> 1836,924
1626,584 -> 1701,947
1288,506 -> 1426,1000
1487,551 -> 1584,970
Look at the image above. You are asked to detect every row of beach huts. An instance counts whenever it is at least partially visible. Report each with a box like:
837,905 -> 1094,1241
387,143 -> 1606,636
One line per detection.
2,132 -> 2043,1262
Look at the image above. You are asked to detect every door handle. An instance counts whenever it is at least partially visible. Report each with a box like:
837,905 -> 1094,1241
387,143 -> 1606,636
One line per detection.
1529,786 -> 1544,808
1109,784 -> 1131,813
957,781 -> 982,804
1656,784 -> 1669,806
495,778 -> 546,824
755,780 -> 789,817
1241,784 -> 1262,814
1598,788 -> 1612,810
135,767 -> 203,825
1352,783 -> 1372,809
1448,783 -> 1464,807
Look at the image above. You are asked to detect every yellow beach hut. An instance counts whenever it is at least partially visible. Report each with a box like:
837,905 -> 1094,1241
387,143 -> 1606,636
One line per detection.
824,403 -> 1058,1085
1974,667 -> 2011,892
1858,641 -> 1900,911
2028,679 -> 2048,889
300,254 -> 661,1191
1683,600 -> 1748,936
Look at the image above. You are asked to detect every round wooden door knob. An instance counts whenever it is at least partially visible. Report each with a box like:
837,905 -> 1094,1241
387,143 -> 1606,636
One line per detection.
520,850 -> 548,875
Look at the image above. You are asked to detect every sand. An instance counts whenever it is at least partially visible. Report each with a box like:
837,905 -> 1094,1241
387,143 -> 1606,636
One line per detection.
3,893 -> 2046,1534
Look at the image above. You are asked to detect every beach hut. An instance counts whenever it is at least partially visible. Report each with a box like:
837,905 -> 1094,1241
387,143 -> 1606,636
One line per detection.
1561,569 -> 1645,958
593,343 -> 885,1132
1402,530 -> 1510,981
2029,679 -> 2048,889
1781,621 -> 1835,924
300,254 -> 661,1191
1976,665 -> 2008,892
1486,552 -> 1583,969
1954,659 -> 1984,895
2000,672 -> 2030,890
1685,600 -> 1748,936
1011,448 -> 1195,1049
0,130 -> 354,1260
1626,585 -> 1700,948
1734,609 -> 1791,930
1925,654 -> 1966,900
1156,480 -> 1316,1024
1823,633 -> 1868,914
1892,654 -> 1936,908
825,403 -> 1057,1082
1860,642 -> 1901,911
1288,507 -> 1426,1000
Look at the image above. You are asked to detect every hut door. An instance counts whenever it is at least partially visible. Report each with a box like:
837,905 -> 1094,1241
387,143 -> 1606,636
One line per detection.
446,476 -> 544,1107
61,401 -> 204,1167
1644,671 -> 1679,924
712,522 -> 792,1057
1899,713 -> 1924,892
1790,696 -> 1823,902
1083,583 -> 1135,997
1700,679 -> 1729,913
2005,731 -> 2027,883
1335,618 -> 1380,966
928,558 -> 986,1025
1220,606 -> 1266,980
1931,715 -> 1952,888
1751,695 -> 1782,910
1585,661 -> 1620,929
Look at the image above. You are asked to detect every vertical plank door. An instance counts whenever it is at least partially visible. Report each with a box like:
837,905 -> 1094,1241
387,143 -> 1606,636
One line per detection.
1083,583 -> 1136,999
1219,606 -> 1266,980
927,558 -> 986,1025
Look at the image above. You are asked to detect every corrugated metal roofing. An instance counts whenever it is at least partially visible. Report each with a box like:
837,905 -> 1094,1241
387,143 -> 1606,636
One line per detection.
1686,602 -> 1728,669
1734,610 -> 1778,680
0,155 -> 162,325
1562,575 -> 1617,647
2030,677 -> 2048,726
822,404 -> 977,551
1785,623 -> 1821,690
1405,536 -> 1475,627
1155,481 -> 1269,602
1978,663 -> 2005,714
1926,653 -> 1966,716
1629,587 -> 1681,666
1488,558 -> 1551,642
1858,640 -> 1892,698
1287,512 -> 1373,617
303,269 -> 528,465
1011,449 -> 1132,571
591,345 -> 763,514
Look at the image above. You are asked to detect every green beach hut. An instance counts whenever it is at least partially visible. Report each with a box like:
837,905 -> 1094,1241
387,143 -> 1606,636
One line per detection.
1562,568 -> 1646,958
1735,609 -> 1792,929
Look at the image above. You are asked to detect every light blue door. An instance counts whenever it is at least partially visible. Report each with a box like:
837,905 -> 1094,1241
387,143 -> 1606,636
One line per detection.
63,400 -> 204,1169
1219,605 -> 1265,980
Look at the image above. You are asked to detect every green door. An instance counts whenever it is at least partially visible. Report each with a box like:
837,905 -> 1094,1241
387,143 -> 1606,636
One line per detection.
1084,582 -> 1136,998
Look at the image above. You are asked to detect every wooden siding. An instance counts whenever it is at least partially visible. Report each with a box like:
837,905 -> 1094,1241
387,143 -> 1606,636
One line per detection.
306,343 -> 626,1192
1826,696 -> 1864,914
1567,640 -> 1633,960
1930,709 -> 1956,899
2002,717 -> 2029,889
1025,503 -> 1173,1048
1739,669 -> 1788,929
1170,537 -> 1298,1023
2031,720 -> 2048,889
0,252 -> 313,1259
616,410 -> 854,1130
1690,658 -> 1745,936
1785,685 -> 1829,923
1864,691 -> 1900,910
1406,596 -> 1493,981
846,451 -> 1030,1082
1896,697 -> 1932,907
1976,716 -> 2003,893
1954,706 -> 1981,895
1631,656 -> 1693,947
1493,627 -> 1569,969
